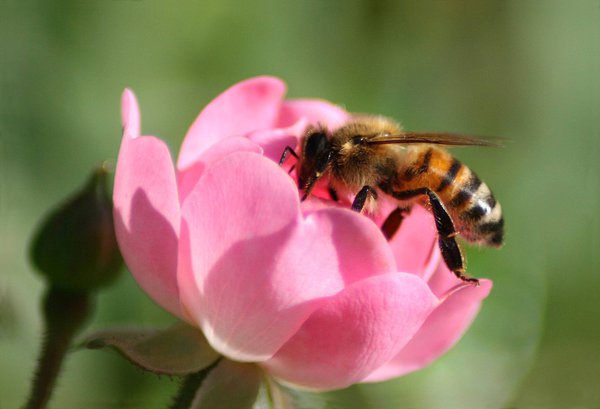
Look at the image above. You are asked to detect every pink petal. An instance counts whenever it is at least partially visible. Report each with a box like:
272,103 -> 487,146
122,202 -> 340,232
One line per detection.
362,278 -> 492,382
308,207 -> 396,285
387,205 -> 439,279
263,273 -> 438,391
178,152 -> 335,361
178,152 -> 397,362
246,118 -> 308,164
176,137 -> 263,203
426,257 -> 480,299
299,196 -> 345,215
277,99 -> 350,130
177,77 -> 286,170
121,88 -> 140,139
368,197 -> 403,227
113,92 -> 182,318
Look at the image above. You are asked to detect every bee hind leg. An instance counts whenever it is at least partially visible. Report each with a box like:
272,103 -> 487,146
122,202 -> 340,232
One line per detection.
351,185 -> 378,212
392,187 -> 479,286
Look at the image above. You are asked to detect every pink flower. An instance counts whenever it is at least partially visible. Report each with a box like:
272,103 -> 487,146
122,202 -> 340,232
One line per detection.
113,77 -> 492,391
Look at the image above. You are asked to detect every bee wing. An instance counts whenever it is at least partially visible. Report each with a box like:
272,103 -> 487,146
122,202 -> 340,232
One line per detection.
366,132 -> 502,147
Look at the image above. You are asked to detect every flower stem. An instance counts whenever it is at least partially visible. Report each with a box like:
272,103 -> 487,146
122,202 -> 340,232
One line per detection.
169,358 -> 222,409
23,287 -> 93,409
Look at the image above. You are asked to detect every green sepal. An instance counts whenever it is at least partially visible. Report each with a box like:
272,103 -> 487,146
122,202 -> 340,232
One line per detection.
30,164 -> 123,292
82,322 -> 220,376
255,376 -> 297,409
188,359 -> 261,409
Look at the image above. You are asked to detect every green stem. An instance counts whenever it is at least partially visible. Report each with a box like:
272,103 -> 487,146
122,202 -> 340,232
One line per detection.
23,287 -> 93,409
169,358 -> 222,409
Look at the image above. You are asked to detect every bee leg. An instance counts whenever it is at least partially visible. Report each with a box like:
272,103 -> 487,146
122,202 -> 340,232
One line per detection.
393,188 -> 479,285
381,206 -> 412,240
279,146 -> 299,166
301,151 -> 334,200
328,185 -> 339,202
351,185 -> 378,212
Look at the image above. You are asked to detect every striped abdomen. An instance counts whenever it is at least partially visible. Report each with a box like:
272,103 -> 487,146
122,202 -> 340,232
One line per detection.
397,146 -> 504,247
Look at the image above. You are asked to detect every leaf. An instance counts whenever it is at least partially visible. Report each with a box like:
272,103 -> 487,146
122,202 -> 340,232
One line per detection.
82,322 -> 220,375
189,359 -> 261,409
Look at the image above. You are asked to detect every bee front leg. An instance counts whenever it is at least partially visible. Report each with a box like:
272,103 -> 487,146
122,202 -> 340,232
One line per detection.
351,185 -> 378,212
278,146 -> 299,166
279,146 -> 299,175
393,187 -> 479,286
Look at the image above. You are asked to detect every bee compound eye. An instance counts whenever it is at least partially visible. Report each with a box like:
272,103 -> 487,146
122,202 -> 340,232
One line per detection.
304,131 -> 328,159
352,135 -> 368,145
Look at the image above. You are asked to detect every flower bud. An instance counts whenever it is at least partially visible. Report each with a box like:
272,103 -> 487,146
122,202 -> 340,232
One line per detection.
30,164 -> 123,292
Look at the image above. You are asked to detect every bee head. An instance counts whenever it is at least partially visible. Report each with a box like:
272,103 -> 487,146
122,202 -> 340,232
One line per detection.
298,129 -> 332,197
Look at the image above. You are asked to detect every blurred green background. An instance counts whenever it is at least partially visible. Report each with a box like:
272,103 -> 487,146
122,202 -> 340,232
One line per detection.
1,1 -> 598,408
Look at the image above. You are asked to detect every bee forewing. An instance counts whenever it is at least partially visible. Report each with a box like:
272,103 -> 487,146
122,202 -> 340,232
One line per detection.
367,132 -> 503,147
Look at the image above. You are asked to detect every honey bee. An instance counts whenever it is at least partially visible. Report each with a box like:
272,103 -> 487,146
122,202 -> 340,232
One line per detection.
279,115 -> 504,285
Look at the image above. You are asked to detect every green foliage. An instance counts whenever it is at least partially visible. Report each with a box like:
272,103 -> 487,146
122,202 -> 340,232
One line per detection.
83,323 -> 220,376
183,360 -> 262,409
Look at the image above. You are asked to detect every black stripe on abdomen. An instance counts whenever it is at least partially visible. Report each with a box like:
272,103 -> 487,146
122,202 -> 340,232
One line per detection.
478,217 -> 505,246
402,148 -> 432,180
449,173 -> 482,208
436,158 -> 462,192
468,192 -> 498,220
